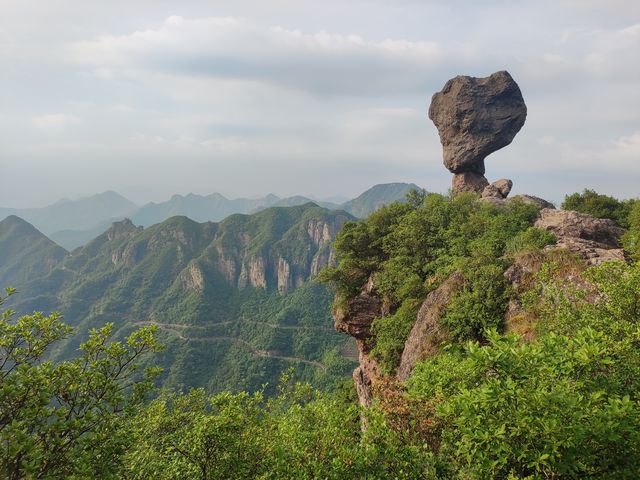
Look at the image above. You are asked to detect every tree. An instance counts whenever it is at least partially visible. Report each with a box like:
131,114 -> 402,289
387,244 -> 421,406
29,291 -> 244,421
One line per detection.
0,288 -> 163,479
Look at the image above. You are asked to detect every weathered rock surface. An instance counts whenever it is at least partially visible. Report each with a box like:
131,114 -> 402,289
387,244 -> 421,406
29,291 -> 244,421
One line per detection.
482,178 -> 513,199
534,208 -> 627,265
332,277 -> 387,408
429,71 -> 527,176
511,194 -> 555,210
452,172 -> 489,193
333,277 -> 384,340
397,272 -> 464,380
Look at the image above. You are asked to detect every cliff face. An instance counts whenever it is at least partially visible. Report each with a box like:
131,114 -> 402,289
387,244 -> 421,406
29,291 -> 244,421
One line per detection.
208,213 -> 350,293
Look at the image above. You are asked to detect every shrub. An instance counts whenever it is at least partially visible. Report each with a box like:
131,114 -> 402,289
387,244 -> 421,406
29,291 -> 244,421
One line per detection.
561,189 -> 636,227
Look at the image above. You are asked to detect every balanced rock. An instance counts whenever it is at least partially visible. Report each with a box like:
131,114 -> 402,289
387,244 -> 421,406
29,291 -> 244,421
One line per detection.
429,70 -> 526,175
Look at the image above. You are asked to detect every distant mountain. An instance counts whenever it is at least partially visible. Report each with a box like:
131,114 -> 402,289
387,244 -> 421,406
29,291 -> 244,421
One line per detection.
49,219 -> 118,251
1,183 -> 421,250
131,182 -> 419,229
0,191 -> 138,243
9,204 -> 357,394
0,216 -> 67,288
264,196 -> 339,211
340,182 -> 421,218
131,193 -> 279,227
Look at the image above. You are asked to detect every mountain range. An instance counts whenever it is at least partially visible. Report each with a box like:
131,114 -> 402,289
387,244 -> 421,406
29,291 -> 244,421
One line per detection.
0,183 -> 419,250
1,204 -> 362,393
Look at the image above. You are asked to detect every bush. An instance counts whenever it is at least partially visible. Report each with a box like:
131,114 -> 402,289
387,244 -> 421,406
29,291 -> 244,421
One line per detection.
505,227 -> 557,255
561,189 -> 636,227
622,200 -> 640,261
0,288 -> 162,479
421,330 -> 640,479
440,259 -> 508,342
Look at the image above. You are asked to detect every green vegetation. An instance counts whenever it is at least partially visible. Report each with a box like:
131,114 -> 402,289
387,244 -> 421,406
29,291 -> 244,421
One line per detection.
561,189 -> 637,227
0,288 -> 162,479
340,182 -> 422,218
0,215 -> 67,288
406,261 -> 640,479
4,187 -> 640,478
5,257 -> 640,478
622,200 -> 640,261
321,192 -> 546,371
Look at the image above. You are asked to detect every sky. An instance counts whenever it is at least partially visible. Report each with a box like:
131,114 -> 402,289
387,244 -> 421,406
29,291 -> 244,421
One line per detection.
1,0 -> 639,207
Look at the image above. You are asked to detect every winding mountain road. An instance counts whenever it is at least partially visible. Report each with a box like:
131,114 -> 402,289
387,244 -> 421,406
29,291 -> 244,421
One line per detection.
134,320 -> 327,372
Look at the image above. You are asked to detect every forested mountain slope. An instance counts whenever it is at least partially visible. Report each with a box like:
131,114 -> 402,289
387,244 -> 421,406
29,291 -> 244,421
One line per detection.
6,204 -> 358,393
0,215 -> 67,288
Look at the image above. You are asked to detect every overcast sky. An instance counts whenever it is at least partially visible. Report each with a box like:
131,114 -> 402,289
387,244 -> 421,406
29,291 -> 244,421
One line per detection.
1,0 -> 639,207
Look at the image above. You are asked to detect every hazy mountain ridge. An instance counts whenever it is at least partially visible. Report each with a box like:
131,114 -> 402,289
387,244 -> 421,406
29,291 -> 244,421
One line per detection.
0,191 -> 137,239
1,183 -> 421,250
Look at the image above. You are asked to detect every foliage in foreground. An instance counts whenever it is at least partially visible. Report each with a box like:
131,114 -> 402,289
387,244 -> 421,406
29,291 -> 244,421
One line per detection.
0,288 -> 163,480
408,260 -> 640,479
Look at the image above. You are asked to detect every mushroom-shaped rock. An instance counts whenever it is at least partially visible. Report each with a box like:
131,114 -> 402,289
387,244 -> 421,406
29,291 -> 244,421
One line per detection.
429,70 -> 527,181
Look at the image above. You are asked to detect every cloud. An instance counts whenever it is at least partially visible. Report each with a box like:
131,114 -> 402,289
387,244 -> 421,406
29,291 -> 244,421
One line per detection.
69,16 -> 476,96
31,113 -> 79,129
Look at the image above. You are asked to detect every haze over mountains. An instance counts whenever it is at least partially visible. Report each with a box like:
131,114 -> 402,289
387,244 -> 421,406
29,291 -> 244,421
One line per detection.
0,183 -> 419,250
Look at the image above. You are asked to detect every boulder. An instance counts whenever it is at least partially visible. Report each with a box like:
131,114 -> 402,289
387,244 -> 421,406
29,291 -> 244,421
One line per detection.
535,209 -> 624,248
429,71 -> 527,176
492,179 -> 513,197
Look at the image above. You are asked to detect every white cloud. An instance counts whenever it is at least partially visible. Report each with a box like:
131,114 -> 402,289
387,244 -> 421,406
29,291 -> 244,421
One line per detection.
31,113 -> 79,129
68,16 -> 471,95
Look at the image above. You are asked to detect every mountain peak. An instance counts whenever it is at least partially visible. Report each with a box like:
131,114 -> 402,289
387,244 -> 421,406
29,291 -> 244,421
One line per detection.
105,218 -> 141,239
1,215 -> 46,237
340,182 -> 422,218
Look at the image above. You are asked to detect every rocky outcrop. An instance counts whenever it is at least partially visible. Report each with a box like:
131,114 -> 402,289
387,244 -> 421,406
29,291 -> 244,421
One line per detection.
429,71 -> 526,193
534,209 -> 627,265
182,263 -> 206,292
397,273 -> 464,380
277,257 -> 291,294
333,278 -> 384,340
333,277 -> 386,407
106,218 -> 142,242
237,257 -> 267,289
307,219 -> 334,246
511,195 -> 555,210
310,248 -> 336,276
